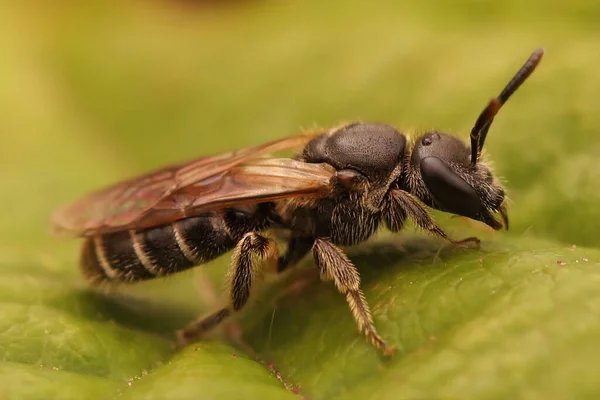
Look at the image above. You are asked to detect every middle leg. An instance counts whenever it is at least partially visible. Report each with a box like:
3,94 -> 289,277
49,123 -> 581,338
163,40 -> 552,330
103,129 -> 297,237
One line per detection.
277,236 -> 314,273
313,238 -> 394,355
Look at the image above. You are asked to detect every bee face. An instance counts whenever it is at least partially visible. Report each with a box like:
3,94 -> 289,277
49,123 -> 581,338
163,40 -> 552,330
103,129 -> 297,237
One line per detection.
410,132 -> 483,220
405,130 -> 507,230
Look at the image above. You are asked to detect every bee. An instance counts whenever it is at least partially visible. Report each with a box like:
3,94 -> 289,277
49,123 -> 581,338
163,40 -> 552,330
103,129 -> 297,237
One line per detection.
52,48 -> 543,355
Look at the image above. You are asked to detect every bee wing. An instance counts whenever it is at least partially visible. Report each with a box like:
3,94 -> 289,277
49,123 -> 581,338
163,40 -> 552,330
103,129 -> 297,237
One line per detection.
51,132 -> 332,237
124,158 -> 336,234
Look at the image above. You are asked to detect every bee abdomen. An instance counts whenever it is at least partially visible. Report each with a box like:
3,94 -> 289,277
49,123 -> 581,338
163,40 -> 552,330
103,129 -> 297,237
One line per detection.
80,215 -> 237,284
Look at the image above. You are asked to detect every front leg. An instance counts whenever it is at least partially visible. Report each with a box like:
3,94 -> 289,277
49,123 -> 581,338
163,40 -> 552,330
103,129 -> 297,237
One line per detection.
383,189 -> 480,246
313,238 -> 394,356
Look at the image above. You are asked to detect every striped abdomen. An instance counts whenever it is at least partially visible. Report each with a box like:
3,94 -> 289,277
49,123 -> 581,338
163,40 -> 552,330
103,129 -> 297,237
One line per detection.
80,214 -> 242,284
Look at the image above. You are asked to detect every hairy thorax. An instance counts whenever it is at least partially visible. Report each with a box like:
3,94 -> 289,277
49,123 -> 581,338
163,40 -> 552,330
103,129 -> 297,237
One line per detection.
277,195 -> 382,247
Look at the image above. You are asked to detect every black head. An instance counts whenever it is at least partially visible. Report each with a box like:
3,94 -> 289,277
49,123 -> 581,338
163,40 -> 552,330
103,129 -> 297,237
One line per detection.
409,130 -> 507,229
406,48 -> 544,230
303,122 -> 406,188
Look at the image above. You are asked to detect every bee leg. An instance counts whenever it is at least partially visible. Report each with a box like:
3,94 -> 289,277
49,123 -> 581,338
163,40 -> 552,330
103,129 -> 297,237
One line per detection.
312,238 -> 395,356
277,236 -> 314,272
386,189 -> 480,246
190,270 -> 253,354
177,232 -> 278,345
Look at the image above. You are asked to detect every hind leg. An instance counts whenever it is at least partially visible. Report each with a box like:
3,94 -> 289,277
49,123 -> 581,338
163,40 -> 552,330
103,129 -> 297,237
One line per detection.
178,232 -> 278,344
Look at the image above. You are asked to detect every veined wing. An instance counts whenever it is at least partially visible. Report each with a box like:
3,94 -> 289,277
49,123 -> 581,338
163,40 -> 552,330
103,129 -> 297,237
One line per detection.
51,132 -> 331,237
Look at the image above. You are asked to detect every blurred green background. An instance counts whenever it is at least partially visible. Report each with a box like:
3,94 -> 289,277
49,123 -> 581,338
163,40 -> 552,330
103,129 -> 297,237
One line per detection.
1,1 -> 600,399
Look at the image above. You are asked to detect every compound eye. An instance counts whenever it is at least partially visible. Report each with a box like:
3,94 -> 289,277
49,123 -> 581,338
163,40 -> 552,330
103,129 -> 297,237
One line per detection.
420,156 -> 482,218
335,169 -> 367,190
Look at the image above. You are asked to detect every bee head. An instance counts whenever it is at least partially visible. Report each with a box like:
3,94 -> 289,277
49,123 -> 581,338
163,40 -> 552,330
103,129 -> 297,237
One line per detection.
404,48 -> 544,230
408,131 -> 508,230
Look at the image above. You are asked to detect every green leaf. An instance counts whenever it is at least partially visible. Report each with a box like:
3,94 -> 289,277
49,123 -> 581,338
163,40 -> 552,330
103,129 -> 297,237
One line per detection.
2,0 -> 600,399
241,236 -> 600,399
119,344 -> 299,400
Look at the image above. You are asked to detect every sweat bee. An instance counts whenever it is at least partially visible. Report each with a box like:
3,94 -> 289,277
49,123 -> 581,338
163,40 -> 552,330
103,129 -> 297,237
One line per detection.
52,48 -> 543,355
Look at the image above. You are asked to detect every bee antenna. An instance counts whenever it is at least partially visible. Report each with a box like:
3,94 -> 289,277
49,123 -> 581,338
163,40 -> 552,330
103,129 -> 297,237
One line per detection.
470,48 -> 544,165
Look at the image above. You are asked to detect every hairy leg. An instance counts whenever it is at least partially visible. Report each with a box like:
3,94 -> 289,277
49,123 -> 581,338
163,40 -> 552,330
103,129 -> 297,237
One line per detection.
178,232 -> 278,344
384,189 -> 480,246
313,238 -> 394,355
